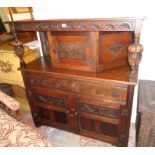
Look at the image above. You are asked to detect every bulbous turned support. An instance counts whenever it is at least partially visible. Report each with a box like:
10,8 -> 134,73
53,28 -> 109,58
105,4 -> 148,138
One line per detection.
128,43 -> 143,74
12,40 -> 26,67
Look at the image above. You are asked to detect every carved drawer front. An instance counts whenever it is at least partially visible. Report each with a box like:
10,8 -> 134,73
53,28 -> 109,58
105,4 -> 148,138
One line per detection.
26,75 -> 127,101
26,75 -> 69,91
94,85 -> 127,101
26,75 -> 42,86
78,100 -> 120,119
35,93 -> 66,107
26,75 -> 93,96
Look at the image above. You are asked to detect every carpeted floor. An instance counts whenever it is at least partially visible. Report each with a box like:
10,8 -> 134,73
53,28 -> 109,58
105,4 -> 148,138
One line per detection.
0,103 -> 136,147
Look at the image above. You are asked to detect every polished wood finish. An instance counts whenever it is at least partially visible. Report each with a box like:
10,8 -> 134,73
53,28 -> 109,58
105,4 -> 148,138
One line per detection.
9,17 -> 144,146
17,31 -> 37,43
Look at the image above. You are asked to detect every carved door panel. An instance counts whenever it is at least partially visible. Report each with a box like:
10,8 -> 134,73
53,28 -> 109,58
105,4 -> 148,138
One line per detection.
31,89 -> 69,130
76,97 -> 121,144
47,31 -> 95,71
99,31 -> 133,65
31,88 -> 79,132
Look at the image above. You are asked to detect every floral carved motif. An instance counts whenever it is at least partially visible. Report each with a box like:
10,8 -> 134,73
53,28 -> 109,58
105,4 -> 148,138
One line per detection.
79,102 -> 120,118
104,24 -> 115,30
118,23 -> 131,30
35,94 -> 66,107
14,21 -> 133,32
56,42 -> 86,60
0,60 -> 13,73
107,41 -> 125,56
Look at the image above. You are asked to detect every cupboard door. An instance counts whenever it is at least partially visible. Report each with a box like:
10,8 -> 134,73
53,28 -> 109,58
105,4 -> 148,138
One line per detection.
32,88 -> 79,132
47,31 -> 95,71
77,98 -> 120,144
31,88 -> 70,130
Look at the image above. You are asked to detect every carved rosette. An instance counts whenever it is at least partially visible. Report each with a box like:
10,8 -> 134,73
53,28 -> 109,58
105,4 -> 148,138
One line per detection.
12,40 -> 26,67
128,43 -> 143,74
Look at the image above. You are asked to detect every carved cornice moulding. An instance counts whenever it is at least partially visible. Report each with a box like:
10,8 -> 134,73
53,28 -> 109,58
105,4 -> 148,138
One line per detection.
6,17 -> 145,32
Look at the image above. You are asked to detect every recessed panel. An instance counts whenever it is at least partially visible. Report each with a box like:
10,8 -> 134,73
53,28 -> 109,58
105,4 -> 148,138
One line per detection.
100,121 -> 118,137
48,31 -> 94,71
80,117 -> 96,132
54,111 -> 67,125
38,107 -> 50,120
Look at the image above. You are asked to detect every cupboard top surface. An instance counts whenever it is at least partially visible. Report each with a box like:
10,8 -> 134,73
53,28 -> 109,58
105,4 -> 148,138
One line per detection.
23,56 -> 136,85
7,17 -> 145,22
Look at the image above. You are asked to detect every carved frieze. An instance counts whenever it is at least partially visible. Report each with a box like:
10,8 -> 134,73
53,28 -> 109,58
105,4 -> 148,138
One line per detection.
29,76 -> 41,85
78,24 -> 86,29
118,23 -> 131,30
95,87 -> 127,101
35,94 -> 66,107
56,42 -> 86,60
14,20 -> 134,32
27,76 -> 66,90
91,24 -> 100,29
104,24 -> 115,30
27,75 -> 126,101
79,102 -> 120,118
41,79 -> 54,87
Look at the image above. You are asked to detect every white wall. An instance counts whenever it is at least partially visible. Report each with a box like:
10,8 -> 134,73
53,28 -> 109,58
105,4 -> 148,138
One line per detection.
32,0 -> 155,123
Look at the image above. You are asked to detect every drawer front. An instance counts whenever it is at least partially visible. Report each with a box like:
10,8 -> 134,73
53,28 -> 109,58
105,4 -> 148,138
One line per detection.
26,75 -> 127,101
78,100 -> 121,119
30,88 -> 67,109
94,85 -> 127,101
35,93 -> 66,108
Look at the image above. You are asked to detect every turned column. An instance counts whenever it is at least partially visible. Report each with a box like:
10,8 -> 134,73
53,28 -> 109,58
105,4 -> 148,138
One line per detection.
128,19 -> 144,80
128,43 -> 143,74
8,7 -> 26,68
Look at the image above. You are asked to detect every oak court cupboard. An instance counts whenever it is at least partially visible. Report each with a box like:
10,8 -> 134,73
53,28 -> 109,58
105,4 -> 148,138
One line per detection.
8,17 -> 144,146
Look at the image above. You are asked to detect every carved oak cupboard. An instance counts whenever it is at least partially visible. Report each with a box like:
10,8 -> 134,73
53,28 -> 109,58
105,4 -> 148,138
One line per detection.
9,17 -> 144,146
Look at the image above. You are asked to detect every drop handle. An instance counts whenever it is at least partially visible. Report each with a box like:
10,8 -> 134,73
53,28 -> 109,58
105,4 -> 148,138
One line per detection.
66,109 -> 78,116
74,111 -> 78,116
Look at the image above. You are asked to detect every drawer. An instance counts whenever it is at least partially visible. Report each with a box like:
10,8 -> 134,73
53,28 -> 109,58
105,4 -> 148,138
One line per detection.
26,75 -> 69,91
32,89 -> 67,108
94,85 -> 127,101
26,75 -> 127,101
26,75 -> 93,96
77,98 -> 121,119
35,93 -> 66,108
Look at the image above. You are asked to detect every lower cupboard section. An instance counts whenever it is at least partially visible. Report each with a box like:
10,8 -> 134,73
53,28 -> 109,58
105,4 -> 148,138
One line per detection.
36,106 -> 120,145
27,89 -> 129,146
79,115 -> 119,145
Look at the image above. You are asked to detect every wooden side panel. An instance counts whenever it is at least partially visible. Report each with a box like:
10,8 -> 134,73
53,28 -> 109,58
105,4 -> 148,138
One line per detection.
98,32 -> 134,70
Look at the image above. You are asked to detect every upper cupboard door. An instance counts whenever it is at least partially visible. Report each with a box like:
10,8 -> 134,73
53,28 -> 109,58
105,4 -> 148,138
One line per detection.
47,31 -> 96,71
